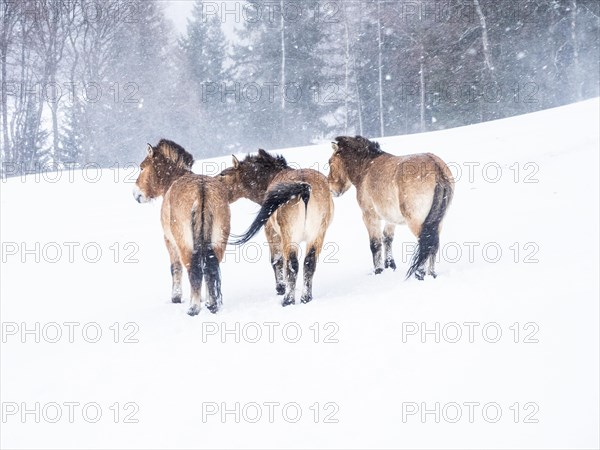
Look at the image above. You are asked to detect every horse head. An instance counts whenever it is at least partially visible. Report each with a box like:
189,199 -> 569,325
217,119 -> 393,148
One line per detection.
133,139 -> 194,203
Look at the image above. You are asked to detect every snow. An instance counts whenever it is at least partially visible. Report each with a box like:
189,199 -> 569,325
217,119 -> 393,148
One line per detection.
1,99 -> 599,449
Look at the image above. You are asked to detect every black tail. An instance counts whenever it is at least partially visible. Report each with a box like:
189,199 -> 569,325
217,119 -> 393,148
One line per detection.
230,182 -> 311,246
406,165 -> 454,280
191,181 -> 222,310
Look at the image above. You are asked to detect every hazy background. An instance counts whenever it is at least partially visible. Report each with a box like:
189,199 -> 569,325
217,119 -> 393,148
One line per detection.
1,0 -> 598,175
163,0 -> 194,33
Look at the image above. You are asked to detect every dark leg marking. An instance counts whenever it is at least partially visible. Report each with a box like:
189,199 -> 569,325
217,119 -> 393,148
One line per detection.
204,247 -> 222,314
370,238 -> 384,274
301,247 -> 317,304
414,267 -> 426,281
383,234 -> 396,271
282,251 -> 299,307
272,255 -> 285,295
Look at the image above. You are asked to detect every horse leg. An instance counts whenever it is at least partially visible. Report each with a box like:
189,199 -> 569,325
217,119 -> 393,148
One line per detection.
300,240 -> 321,304
427,224 -> 442,279
282,241 -> 299,307
363,211 -> 384,274
428,256 -> 437,279
203,246 -> 222,314
383,223 -> 397,271
265,221 -> 285,295
164,237 -> 183,303
407,219 -> 427,280
204,218 -> 228,314
185,249 -> 203,316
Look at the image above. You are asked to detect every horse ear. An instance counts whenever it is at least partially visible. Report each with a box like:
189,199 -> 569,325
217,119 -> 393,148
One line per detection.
331,142 -> 339,153
147,143 -> 154,157
232,155 -> 239,168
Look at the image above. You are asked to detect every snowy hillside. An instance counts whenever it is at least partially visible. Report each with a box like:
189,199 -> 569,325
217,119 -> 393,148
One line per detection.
1,99 -> 598,449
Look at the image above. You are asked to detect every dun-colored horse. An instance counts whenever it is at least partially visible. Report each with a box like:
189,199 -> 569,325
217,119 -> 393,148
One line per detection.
133,139 -> 232,315
328,136 -> 454,280
220,150 -> 334,306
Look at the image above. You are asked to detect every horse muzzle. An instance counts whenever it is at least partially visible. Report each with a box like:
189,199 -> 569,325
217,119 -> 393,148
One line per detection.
132,187 -> 148,204
330,188 -> 344,198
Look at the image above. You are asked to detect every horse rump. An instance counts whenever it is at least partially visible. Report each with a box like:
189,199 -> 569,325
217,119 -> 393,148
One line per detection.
230,182 -> 311,246
406,171 -> 454,280
190,190 -> 222,314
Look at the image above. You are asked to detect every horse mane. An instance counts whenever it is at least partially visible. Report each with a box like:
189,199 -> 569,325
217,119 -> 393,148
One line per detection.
232,149 -> 290,204
335,135 -> 385,158
242,149 -> 290,171
155,139 -> 194,169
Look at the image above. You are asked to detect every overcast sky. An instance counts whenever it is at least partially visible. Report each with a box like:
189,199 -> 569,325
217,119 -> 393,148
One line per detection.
162,0 -> 195,35
162,0 -> 240,40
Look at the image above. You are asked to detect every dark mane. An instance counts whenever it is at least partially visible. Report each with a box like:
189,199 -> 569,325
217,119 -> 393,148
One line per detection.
335,135 -> 385,157
242,149 -> 289,171
155,139 -> 194,169
333,136 -> 386,185
235,149 -> 290,204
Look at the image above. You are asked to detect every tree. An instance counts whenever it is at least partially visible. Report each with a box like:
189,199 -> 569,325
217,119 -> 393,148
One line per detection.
231,1 -> 334,148
179,0 -> 230,154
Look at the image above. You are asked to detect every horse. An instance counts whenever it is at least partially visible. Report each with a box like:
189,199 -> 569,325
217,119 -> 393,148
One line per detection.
328,135 -> 454,280
133,139 -> 232,316
219,149 -> 334,306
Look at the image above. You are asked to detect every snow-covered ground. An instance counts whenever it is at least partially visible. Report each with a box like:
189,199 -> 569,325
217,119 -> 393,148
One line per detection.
1,99 -> 598,449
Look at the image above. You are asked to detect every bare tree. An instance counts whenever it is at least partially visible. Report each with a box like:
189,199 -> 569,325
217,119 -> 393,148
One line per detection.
280,0 -> 285,117
473,0 -> 495,76
570,0 -> 582,100
376,0 -> 384,137
0,0 -> 19,161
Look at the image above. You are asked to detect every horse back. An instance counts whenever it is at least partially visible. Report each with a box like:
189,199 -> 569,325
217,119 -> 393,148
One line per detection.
360,153 -> 453,226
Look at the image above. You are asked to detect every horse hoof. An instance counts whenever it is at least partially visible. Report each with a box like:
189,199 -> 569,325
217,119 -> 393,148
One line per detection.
276,284 -> 286,295
206,303 -> 219,314
187,305 -> 200,316
415,269 -> 426,281
385,260 -> 397,271
282,298 -> 295,307
300,295 -> 313,304
374,268 -> 384,275
171,295 -> 182,304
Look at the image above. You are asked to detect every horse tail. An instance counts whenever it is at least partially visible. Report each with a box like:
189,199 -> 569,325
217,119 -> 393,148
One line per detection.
406,157 -> 454,279
191,179 -> 221,308
230,182 -> 311,246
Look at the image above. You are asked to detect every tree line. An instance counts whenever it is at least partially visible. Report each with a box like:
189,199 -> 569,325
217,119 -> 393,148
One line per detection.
1,0 -> 598,175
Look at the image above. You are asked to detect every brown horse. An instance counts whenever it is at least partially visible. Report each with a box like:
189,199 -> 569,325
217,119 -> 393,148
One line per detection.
133,139 -> 232,315
220,150 -> 334,306
328,136 -> 454,280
